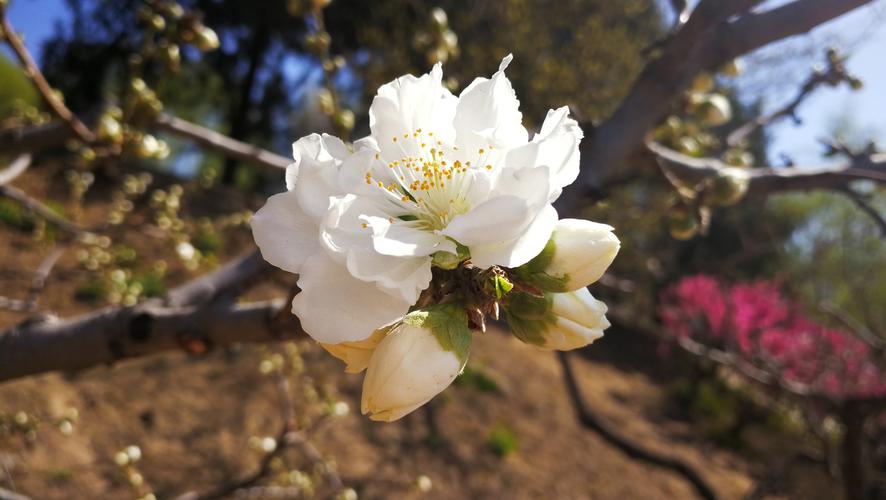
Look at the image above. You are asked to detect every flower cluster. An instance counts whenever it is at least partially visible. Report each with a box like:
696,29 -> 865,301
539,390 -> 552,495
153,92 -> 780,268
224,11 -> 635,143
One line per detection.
660,275 -> 885,399
252,56 -> 620,421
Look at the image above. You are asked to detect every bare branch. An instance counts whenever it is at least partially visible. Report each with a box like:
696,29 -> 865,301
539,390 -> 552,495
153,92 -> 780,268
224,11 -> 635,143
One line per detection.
648,141 -> 886,197
0,487 -> 31,500
819,301 -> 886,356
727,50 -> 859,148
0,154 -> 31,186
0,121 -> 79,154
23,246 -> 66,311
153,114 -> 290,172
558,351 -> 719,500
0,298 -> 303,383
0,183 -> 88,236
164,248 -> 271,308
838,188 -> 886,237
0,10 -> 95,143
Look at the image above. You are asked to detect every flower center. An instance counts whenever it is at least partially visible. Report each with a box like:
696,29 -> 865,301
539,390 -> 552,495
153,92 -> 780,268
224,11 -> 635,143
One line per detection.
364,129 -> 494,231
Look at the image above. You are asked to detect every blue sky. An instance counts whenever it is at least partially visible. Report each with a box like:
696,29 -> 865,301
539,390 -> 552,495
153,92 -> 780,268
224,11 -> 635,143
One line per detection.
6,0 -> 886,168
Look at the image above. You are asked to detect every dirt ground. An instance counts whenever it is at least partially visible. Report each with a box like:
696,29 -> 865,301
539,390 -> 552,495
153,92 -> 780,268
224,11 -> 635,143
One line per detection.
0,162 -> 841,499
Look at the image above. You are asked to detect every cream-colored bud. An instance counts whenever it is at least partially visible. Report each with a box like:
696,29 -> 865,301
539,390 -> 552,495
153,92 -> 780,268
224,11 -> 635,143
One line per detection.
538,288 -> 609,350
321,328 -> 387,374
696,93 -> 732,126
361,323 -> 465,422
545,219 -> 620,291
194,27 -> 220,51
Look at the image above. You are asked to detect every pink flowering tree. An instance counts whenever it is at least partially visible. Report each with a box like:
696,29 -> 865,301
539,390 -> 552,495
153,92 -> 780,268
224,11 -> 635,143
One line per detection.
659,274 -> 885,496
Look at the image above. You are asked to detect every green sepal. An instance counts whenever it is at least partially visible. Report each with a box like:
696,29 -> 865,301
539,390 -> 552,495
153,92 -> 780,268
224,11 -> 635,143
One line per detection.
513,238 -> 569,292
493,275 -> 514,299
502,292 -> 555,347
431,241 -> 470,270
402,303 -> 471,363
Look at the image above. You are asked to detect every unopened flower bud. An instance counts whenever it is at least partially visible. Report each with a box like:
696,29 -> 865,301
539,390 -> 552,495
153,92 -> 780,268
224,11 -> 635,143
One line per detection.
544,288 -> 609,349
691,73 -> 714,93
505,288 -> 609,350
709,167 -> 750,206
720,59 -> 742,77
322,328 -> 387,374
668,204 -> 699,240
194,27 -> 220,51
361,308 -> 469,422
695,93 -> 732,126
522,219 -> 619,292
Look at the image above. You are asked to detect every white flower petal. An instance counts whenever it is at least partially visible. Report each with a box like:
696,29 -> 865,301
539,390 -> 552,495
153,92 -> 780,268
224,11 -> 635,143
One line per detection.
361,215 -> 455,257
346,250 -> 433,304
289,133 -> 351,221
251,190 -> 320,274
441,195 -> 532,248
292,252 -> 410,343
455,53 -> 527,153
369,63 -> 458,163
322,195 -> 434,303
469,203 -> 558,268
504,106 -> 583,200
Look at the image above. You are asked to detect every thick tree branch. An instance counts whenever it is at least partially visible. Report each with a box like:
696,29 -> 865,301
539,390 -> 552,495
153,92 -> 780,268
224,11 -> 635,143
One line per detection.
0,9 -> 95,143
560,0 -> 874,214
0,248 -> 301,383
0,298 -> 304,383
558,351 -> 718,500
164,248 -> 271,308
648,141 -> 886,197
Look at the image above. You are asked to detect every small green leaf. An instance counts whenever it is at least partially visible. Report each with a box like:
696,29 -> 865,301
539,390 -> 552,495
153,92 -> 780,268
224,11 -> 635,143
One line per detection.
431,241 -> 470,270
493,275 -> 514,299
403,303 -> 472,363
512,238 -> 569,292
502,292 -> 556,347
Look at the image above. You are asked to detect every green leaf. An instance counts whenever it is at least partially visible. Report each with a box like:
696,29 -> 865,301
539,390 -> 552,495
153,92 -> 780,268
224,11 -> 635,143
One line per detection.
512,238 -> 569,292
502,292 -> 556,347
431,241 -> 470,270
403,303 -> 472,363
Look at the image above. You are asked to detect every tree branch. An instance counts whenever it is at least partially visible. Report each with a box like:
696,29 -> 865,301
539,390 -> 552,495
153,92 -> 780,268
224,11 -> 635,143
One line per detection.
727,49 -> 858,148
0,248 -> 301,383
838,187 -> 886,237
0,154 -> 31,186
560,0 -> 874,213
0,183 -> 89,237
648,141 -> 886,197
0,9 -> 95,143
558,351 -> 718,500
153,114 -> 290,172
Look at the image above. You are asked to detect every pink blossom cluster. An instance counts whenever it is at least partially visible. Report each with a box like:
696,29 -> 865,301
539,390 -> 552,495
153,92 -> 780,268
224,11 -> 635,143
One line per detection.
659,275 -> 885,400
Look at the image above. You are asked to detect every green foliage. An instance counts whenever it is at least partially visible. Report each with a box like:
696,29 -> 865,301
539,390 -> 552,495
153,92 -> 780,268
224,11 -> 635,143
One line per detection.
193,225 -> 225,256
514,239 -> 569,292
0,199 -> 36,232
503,292 -> 555,346
486,423 -> 519,457
455,365 -> 502,394
133,271 -> 166,298
75,279 -> 109,303
769,191 -> 886,336
0,55 -> 39,117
